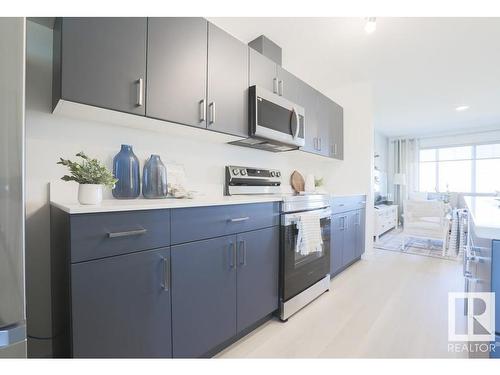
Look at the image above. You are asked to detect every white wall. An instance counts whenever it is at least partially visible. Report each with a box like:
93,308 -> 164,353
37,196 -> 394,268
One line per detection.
327,82 -> 375,257
25,21 -> 374,356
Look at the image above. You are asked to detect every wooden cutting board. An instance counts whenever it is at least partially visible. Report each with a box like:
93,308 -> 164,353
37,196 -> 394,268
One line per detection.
290,170 -> 305,193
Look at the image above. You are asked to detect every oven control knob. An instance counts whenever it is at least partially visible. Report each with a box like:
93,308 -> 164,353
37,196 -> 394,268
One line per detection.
276,171 -> 281,177
240,169 -> 247,176
232,168 -> 239,175
270,171 -> 276,177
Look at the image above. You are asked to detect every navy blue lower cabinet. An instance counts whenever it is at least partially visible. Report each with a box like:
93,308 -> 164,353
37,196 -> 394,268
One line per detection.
492,240 -> 500,358
171,235 -> 237,358
330,214 -> 345,276
170,202 -> 279,245
52,203 -> 280,358
355,209 -> 366,258
330,207 -> 365,278
71,247 -> 172,358
236,227 -> 279,333
342,211 -> 357,267
492,335 -> 500,358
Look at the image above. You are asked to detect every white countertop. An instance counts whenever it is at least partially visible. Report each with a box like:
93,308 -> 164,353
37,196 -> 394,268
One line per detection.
50,195 -> 284,214
464,196 -> 500,239
49,186 -> 366,215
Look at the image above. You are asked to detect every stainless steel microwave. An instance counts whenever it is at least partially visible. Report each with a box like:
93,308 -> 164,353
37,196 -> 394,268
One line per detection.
229,85 -> 305,152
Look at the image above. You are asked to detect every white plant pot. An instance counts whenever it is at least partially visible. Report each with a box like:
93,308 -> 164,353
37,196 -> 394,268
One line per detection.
78,184 -> 103,205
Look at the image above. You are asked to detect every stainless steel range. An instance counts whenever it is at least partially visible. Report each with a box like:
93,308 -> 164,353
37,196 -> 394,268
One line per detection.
225,166 -> 331,321
279,194 -> 331,321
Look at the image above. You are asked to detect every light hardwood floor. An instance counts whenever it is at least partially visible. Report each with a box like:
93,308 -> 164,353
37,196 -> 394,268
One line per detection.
218,249 -> 467,358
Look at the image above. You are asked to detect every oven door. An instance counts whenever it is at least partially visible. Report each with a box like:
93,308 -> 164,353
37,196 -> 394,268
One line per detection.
280,208 -> 331,302
249,85 -> 305,147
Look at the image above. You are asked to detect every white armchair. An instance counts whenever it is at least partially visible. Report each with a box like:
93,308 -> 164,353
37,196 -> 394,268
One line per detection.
402,200 -> 450,255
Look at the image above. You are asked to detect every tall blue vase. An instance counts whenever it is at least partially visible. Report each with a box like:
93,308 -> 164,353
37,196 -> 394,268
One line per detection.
112,144 -> 140,199
142,154 -> 168,199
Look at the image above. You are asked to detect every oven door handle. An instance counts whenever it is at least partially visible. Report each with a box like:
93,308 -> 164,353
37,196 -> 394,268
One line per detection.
282,208 -> 332,226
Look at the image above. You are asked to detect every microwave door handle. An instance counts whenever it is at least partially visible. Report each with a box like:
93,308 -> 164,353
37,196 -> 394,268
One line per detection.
292,107 -> 300,139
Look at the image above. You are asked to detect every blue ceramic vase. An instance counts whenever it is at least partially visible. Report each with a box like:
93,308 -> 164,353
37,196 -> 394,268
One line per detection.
112,144 -> 140,199
142,154 -> 168,199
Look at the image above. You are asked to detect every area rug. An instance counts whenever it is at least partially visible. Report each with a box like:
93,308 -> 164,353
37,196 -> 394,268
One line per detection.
374,229 -> 461,261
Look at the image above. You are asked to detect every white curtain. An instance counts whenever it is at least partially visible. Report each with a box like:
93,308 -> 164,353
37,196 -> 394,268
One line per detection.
388,138 -> 420,222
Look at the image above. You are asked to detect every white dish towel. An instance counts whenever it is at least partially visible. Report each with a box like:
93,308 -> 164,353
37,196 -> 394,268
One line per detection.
296,211 -> 323,256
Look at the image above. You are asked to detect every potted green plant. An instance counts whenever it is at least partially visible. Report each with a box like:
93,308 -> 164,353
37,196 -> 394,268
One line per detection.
57,152 -> 118,205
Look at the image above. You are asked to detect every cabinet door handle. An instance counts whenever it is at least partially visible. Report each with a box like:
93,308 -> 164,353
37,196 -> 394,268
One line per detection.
344,215 -> 349,230
318,138 -> 322,151
229,242 -> 235,269
161,256 -> 170,291
107,228 -> 147,238
229,216 -> 249,223
238,240 -> 247,266
278,80 -> 284,96
199,99 -> 206,122
333,143 -> 338,156
209,102 -> 216,125
136,78 -> 143,107
273,78 -> 278,94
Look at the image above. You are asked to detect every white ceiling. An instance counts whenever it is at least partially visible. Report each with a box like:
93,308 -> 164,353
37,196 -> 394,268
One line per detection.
209,17 -> 500,137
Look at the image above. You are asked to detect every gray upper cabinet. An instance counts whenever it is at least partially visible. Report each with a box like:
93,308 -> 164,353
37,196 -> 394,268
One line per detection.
56,17 -> 147,115
301,89 -> 344,159
71,247 -> 172,358
236,227 -> 279,333
316,93 -> 331,157
171,235 -> 237,358
147,18 -> 208,128
299,84 -> 320,155
249,47 -> 278,93
53,17 -> 344,159
276,66 -> 302,103
329,101 -> 344,160
207,23 -> 248,137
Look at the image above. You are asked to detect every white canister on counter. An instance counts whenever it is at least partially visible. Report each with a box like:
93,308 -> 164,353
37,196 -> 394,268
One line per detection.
305,174 -> 315,193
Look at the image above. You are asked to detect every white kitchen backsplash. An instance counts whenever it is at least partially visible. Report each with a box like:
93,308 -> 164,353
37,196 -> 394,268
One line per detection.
42,103 -> 334,201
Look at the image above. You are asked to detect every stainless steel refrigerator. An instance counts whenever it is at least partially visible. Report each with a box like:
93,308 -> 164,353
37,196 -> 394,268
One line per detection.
0,17 -> 27,358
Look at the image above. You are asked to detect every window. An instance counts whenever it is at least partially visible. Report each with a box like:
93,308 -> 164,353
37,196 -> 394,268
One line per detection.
418,143 -> 500,194
476,144 -> 500,193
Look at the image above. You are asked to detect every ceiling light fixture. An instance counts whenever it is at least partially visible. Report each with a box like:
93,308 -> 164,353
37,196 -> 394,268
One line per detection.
365,17 -> 377,34
455,105 -> 470,112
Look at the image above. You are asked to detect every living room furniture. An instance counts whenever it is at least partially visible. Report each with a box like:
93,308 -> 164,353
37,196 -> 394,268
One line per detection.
374,204 -> 398,242
402,200 -> 450,255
